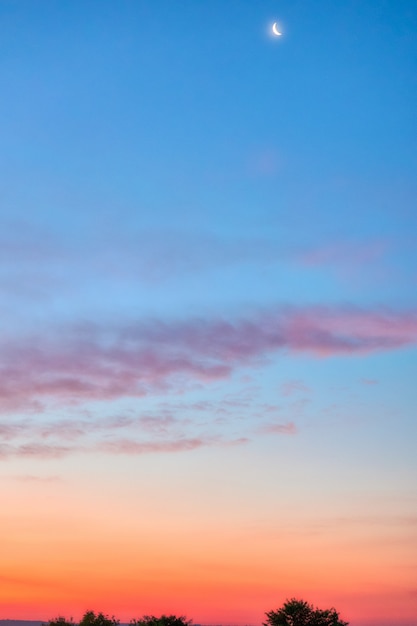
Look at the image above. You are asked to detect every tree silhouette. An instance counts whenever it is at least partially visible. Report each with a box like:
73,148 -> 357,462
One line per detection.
44,611 -> 119,626
79,611 -> 119,626
43,618 -> 74,626
264,598 -> 348,626
130,615 -> 192,626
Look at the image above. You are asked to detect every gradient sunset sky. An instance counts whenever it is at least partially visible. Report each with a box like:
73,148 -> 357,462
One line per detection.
0,1 -> 416,625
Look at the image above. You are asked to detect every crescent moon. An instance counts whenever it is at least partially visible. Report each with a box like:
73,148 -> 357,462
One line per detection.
272,22 -> 282,36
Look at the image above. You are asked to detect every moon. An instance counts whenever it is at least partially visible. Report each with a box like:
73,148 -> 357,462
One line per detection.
272,22 -> 282,36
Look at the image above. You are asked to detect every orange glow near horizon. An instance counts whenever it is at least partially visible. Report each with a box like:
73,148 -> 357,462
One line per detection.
1,469 -> 416,626
1,368 -> 415,626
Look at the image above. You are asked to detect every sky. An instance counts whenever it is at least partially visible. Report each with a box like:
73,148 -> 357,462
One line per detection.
0,1 -> 416,625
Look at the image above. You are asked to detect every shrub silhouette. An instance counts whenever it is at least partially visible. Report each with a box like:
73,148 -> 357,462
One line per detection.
130,615 -> 192,626
44,611 -> 119,626
264,598 -> 348,626
80,611 -> 119,626
44,603 -> 348,626
43,618 -> 75,626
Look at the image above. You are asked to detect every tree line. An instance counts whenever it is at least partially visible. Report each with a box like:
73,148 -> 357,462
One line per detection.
44,599 -> 348,626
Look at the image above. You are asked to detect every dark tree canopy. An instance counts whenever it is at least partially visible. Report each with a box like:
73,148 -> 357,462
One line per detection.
130,615 -> 192,626
264,598 -> 348,626
79,612 -> 119,626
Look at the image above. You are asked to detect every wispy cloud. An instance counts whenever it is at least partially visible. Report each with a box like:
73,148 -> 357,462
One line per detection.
98,436 -> 248,456
2,303 -> 412,460
0,427 -> 249,459
298,239 -> 389,270
0,225 -> 287,295
0,224 -> 398,299
0,384 -> 287,460
258,421 -> 297,435
0,442 -> 74,460
0,305 -> 416,415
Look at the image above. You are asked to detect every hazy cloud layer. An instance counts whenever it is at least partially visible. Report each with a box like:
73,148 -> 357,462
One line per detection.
0,224 -> 399,300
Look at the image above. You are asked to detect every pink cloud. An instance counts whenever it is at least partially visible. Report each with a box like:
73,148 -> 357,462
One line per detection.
99,437 -> 213,455
0,410 -> 250,459
98,435 -> 249,456
0,422 -> 29,440
298,239 -> 389,269
0,442 -> 74,460
258,421 -> 297,435
0,305 -> 415,414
